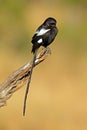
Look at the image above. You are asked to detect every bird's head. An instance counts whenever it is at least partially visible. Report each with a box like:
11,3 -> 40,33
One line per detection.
43,17 -> 57,28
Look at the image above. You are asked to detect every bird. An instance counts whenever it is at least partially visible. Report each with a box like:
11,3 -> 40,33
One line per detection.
31,17 -> 58,53
23,17 -> 58,116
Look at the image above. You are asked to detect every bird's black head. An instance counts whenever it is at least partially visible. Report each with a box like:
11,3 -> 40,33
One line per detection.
43,17 -> 57,28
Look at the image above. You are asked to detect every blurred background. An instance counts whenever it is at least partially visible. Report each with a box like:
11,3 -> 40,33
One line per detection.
0,0 -> 87,130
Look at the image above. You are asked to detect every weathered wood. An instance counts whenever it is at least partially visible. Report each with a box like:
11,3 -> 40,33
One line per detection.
0,48 -> 51,107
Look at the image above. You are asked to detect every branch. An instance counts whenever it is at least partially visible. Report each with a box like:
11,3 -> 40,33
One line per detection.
0,47 -> 51,107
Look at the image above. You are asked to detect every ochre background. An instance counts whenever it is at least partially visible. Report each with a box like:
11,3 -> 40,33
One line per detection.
0,0 -> 87,130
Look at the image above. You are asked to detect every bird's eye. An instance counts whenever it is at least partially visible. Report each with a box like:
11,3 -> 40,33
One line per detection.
51,23 -> 55,25
50,23 -> 55,26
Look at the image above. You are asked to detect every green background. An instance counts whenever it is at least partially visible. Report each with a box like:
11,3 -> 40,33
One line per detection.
0,0 -> 87,130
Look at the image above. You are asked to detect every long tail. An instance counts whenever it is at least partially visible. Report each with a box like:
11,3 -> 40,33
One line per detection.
23,50 -> 37,116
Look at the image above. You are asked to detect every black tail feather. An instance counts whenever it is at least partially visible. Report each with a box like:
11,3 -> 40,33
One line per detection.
31,43 -> 40,54
23,50 -> 37,116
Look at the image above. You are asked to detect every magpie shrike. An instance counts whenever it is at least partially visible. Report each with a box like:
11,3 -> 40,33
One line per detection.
31,17 -> 58,53
23,17 -> 58,115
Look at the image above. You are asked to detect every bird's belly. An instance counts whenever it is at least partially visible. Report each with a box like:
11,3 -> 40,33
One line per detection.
42,36 -> 54,47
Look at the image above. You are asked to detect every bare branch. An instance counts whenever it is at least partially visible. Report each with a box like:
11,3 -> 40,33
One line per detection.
0,47 -> 51,107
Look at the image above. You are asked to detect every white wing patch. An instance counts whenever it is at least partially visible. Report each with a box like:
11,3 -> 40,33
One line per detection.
37,38 -> 42,44
36,28 -> 50,36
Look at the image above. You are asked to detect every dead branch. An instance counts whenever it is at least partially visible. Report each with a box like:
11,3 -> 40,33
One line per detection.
0,47 -> 51,107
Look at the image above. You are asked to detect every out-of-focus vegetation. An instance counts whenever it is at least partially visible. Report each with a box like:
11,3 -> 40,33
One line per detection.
0,0 -> 87,130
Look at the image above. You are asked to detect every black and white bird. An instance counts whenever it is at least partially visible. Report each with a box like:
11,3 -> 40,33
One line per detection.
31,17 -> 58,53
23,17 -> 58,115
